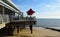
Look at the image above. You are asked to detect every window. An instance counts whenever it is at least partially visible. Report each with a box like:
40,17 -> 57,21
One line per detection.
3,15 -> 9,23
0,15 -> 2,24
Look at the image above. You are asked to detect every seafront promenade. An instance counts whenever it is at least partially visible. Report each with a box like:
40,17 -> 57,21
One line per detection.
3,27 -> 60,37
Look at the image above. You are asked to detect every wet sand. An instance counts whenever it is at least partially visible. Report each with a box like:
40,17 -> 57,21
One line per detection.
3,27 -> 60,37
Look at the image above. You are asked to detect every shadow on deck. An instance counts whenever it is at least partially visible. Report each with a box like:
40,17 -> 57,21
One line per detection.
0,26 -> 15,37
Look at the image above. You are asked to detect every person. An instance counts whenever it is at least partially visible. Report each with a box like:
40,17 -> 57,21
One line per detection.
29,25 -> 33,34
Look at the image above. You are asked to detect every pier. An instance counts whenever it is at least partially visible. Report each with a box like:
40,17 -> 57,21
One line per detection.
0,0 -> 37,36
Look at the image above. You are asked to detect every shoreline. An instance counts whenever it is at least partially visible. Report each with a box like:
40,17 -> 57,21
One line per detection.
26,27 -> 60,32
43,27 -> 60,32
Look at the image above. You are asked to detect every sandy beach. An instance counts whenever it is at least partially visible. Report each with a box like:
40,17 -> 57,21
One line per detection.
3,27 -> 60,37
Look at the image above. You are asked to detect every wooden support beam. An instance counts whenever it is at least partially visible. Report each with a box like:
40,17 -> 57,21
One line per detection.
16,26 -> 20,33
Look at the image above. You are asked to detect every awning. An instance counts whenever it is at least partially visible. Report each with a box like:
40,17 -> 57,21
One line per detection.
0,0 -> 19,13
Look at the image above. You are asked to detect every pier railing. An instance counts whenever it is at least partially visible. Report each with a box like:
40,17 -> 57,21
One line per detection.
19,16 -> 36,21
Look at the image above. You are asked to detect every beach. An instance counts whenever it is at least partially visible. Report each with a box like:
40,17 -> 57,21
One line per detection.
4,27 -> 60,37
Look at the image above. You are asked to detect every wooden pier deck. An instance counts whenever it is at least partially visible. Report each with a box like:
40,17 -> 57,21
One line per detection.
6,20 -> 36,34
3,27 -> 60,37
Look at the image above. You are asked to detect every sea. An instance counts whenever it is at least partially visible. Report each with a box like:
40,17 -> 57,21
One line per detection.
33,18 -> 60,29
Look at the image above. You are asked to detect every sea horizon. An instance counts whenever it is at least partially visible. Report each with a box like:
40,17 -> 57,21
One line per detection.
33,18 -> 60,27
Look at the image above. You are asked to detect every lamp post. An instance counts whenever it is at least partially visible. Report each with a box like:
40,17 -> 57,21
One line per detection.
27,8 -> 35,34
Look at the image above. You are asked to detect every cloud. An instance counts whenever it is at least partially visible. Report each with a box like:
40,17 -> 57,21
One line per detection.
55,0 -> 60,2
45,0 -> 60,8
46,5 -> 60,8
36,12 -> 60,18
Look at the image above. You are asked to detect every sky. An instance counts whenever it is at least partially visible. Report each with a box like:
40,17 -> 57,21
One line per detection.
12,0 -> 60,18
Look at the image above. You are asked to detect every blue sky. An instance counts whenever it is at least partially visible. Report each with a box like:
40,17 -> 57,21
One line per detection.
12,0 -> 60,18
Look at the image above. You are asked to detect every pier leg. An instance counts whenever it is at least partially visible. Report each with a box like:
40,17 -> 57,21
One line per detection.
16,26 -> 19,33
29,25 -> 33,34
